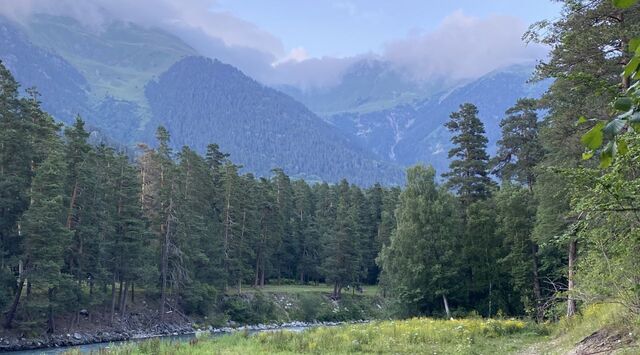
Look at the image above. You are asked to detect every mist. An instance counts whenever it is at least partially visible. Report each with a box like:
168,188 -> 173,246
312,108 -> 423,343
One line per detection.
0,1 -> 547,89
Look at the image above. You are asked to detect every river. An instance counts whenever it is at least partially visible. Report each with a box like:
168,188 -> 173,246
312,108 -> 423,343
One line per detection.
7,324 -> 317,354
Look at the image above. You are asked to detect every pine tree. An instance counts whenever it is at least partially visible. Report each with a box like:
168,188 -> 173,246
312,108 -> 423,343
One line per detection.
493,98 -> 544,189
63,117 -> 97,292
108,153 -> 149,323
492,99 -> 545,320
322,180 -> 359,298
19,148 -> 72,332
292,180 -> 318,283
443,103 -> 494,206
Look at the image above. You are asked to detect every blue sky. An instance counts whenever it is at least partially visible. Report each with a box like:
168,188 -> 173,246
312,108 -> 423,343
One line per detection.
213,0 -> 562,58
1,0 -> 562,87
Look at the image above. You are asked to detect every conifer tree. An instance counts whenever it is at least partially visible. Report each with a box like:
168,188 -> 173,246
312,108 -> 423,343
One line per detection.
19,148 -> 71,332
443,103 -> 494,206
493,98 -> 544,189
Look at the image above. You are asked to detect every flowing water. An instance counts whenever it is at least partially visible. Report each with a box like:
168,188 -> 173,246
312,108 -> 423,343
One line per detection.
8,325 -> 313,354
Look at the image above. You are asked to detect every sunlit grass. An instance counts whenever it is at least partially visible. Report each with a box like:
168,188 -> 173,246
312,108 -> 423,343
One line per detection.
99,317 -> 547,354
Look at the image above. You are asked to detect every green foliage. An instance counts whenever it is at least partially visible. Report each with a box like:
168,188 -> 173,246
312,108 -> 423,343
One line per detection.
443,103 -> 495,206
493,98 -> 544,187
379,165 -> 463,316
578,0 -> 640,167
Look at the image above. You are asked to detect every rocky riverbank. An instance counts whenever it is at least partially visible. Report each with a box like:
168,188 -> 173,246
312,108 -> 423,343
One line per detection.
0,319 -> 370,352
0,322 -> 194,352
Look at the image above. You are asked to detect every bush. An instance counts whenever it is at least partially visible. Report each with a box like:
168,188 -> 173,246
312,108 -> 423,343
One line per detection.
296,293 -> 323,321
180,282 -> 219,316
222,292 -> 279,324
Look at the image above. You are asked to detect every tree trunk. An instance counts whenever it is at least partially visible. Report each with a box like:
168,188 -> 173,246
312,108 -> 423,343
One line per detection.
3,276 -> 25,328
160,198 -> 172,321
488,281 -> 493,317
254,252 -> 260,287
117,281 -> 124,310
567,238 -> 577,317
110,276 -> 117,325
531,243 -> 543,322
443,294 -> 451,319
47,288 -> 55,334
120,281 -> 129,315
131,282 -> 135,304
66,180 -> 79,229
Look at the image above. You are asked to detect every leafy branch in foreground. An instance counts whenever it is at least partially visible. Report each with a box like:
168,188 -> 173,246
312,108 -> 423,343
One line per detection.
580,0 -> 640,167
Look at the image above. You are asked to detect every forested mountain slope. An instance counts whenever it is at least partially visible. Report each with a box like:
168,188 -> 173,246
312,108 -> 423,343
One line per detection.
0,16 -> 404,185
325,65 -> 551,173
145,56 -> 405,184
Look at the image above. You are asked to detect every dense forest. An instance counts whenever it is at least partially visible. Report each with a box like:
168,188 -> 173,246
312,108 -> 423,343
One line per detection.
0,68 -> 400,332
1,0 -> 639,341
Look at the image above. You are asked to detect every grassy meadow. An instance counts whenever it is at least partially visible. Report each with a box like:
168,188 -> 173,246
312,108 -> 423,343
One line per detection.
66,304 -> 640,354
88,317 -> 548,355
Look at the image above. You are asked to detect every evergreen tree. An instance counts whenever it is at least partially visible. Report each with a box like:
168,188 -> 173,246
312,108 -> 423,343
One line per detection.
443,103 -> 494,206
322,180 -> 359,298
493,98 -> 544,189
292,180 -> 319,283
18,148 -> 72,332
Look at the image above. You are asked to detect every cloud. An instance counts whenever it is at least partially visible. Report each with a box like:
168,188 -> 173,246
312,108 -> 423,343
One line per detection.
0,2 -> 546,89
272,47 -> 311,66
269,55 -> 362,89
0,0 -> 285,57
382,11 -> 547,80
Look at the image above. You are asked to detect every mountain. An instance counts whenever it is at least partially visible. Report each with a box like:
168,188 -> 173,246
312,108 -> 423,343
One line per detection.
280,59 -> 455,116
144,56 -> 404,184
315,64 -> 551,174
0,16 -> 404,185
0,14 -> 551,184
22,14 -> 196,106
0,18 -> 91,122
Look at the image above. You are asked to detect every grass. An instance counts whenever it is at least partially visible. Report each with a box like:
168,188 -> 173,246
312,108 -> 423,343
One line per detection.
238,284 -> 379,298
521,304 -> 640,354
94,317 -> 547,355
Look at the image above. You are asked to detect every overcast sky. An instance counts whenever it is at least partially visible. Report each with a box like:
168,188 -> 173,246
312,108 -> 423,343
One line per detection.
0,0 -> 562,88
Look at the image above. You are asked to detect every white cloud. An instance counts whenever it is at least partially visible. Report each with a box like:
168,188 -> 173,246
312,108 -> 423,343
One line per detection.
383,10 -> 547,80
0,2 -> 546,89
0,0 -> 285,57
272,47 -> 310,66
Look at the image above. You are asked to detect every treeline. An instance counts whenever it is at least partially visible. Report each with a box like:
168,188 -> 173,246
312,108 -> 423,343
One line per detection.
380,0 -> 640,321
1,0 -> 639,335
0,62 -> 399,332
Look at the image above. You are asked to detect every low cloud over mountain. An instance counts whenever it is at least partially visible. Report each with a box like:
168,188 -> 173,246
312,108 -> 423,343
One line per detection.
0,1 -> 547,89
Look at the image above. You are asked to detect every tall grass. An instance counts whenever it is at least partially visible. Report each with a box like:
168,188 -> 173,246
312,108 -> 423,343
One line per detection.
98,317 -> 547,354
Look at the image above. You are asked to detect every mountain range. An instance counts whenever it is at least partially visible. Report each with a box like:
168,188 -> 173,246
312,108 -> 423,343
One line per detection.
0,14 -> 550,185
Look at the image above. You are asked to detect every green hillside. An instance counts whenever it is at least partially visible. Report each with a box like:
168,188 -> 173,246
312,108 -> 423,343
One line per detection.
23,15 -> 195,106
